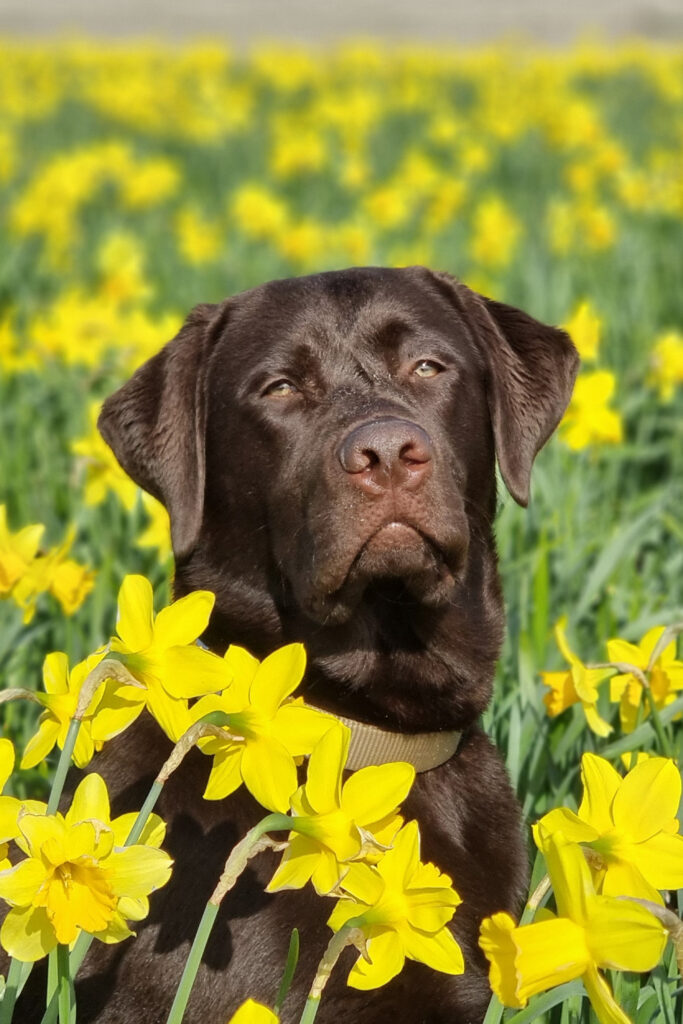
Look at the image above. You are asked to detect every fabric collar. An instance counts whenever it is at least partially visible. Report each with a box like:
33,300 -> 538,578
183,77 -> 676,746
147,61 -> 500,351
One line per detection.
196,640 -> 461,773
310,707 -> 462,773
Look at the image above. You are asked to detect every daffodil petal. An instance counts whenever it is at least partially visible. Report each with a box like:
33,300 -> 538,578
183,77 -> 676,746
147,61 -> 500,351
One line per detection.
90,685 -> 146,744
600,858 -> 662,905
162,646 -> 232,699
203,745 -> 244,801
224,646 -> 260,706
144,681 -> 190,743
612,757 -> 681,842
0,739 -> 15,792
626,832 -> 683,890
587,894 -> 667,971
578,754 -> 621,833
310,848 -> 344,896
582,702 -> 613,738
341,762 -> 415,827
153,591 -> 215,648
403,923 -> 464,975
107,846 -> 173,898
582,965 -> 632,1024
66,773 -> 111,829
0,904 -> 57,961
534,808 -> 599,847
228,999 -> 279,1024
304,724 -> 349,816
116,575 -> 154,651
339,862 -> 385,906
0,858 -> 46,905
72,722 -> 96,769
377,820 -> 420,891
266,834 -> 319,893
347,928 -> 405,990
20,718 -> 60,770
271,703 -> 335,758
42,651 -> 70,695
539,830 -> 592,924
240,738 -> 297,813
249,644 -> 306,717
111,812 -> 166,849
606,638 -> 645,668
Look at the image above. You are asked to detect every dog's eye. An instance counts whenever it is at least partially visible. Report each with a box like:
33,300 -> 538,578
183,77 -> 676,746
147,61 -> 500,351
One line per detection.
413,360 -> 444,379
262,379 -> 299,398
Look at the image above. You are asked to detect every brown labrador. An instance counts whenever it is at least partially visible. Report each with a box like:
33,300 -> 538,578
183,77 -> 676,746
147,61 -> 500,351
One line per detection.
18,266 -> 578,1023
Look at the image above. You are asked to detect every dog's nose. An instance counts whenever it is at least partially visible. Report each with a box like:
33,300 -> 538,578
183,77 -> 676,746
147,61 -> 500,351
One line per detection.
338,417 -> 434,495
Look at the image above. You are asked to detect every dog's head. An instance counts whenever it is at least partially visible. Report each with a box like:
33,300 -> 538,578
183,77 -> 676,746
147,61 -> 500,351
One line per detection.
99,267 -> 578,729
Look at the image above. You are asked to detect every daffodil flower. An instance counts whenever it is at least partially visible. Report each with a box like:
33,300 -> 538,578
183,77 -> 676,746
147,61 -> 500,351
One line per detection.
0,504 -> 44,596
109,574 -> 231,741
327,820 -> 464,990
534,752 -> 683,904
12,525 -> 95,622
21,649 -> 144,770
267,724 -> 414,895
607,626 -> 683,733
541,618 -> 613,736
71,402 -> 140,510
559,370 -> 623,450
0,773 -> 172,961
479,831 -> 668,1023
0,739 -> 46,867
190,644 -> 333,812
228,1000 -> 278,1023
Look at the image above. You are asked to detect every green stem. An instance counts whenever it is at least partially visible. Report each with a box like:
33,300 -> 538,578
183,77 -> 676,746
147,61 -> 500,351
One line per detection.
56,945 -> 72,1024
124,780 -> 163,845
166,813 -> 291,1024
643,687 -> 674,759
0,958 -> 24,1024
46,719 -> 81,815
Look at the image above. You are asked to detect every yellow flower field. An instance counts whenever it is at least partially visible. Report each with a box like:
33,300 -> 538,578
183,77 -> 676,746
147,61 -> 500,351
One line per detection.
0,37 -> 682,1024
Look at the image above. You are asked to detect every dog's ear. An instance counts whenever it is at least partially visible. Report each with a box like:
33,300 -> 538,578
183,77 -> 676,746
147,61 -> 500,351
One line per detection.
98,301 -> 230,559
428,271 -> 579,506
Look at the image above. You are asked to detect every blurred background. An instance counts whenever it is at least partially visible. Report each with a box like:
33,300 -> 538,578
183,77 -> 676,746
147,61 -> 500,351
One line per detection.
0,2 -> 682,811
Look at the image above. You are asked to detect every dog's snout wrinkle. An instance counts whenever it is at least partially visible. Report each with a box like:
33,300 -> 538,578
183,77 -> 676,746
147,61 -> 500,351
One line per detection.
338,417 -> 434,496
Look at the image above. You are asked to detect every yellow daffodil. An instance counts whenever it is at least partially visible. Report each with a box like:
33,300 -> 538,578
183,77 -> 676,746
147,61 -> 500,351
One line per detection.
607,626 -> 683,733
650,329 -> 683,401
21,650 -> 143,770
469,196 -> 521,269
563,300 -> 601,362
0,504 -> 44,596
0,774 -> 172,961
71,402 -> 140,510
479,831 -> 668,1022
328,821 -> 464,990
227,1000 -> 278,1023
534,753 -> 683,904
12,526 -> 95,623
267,724 -> 413,895
0,739 -> 46,865
109,574 -> 231,741
541,618 -> 613,736
136,492 -> 172,561
559,370 -> 623,450
190,644 -> 333,812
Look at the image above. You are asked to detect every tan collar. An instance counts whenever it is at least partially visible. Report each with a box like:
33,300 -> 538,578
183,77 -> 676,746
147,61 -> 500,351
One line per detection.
310,707 -> 462,773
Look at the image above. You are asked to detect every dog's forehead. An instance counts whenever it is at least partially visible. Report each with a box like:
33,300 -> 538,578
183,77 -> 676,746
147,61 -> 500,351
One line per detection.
226,266 -> 466,365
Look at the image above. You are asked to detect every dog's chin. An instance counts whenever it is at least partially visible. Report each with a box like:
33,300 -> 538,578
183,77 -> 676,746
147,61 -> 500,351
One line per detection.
304,523 -> 459,625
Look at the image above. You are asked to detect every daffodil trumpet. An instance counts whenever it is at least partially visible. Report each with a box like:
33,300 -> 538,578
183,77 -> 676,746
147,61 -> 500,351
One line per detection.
620,897 -> 683,976
299,920 -> 369,1024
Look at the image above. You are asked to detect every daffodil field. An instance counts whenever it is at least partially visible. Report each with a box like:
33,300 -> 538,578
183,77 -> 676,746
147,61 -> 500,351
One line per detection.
1,37 -> 683,1024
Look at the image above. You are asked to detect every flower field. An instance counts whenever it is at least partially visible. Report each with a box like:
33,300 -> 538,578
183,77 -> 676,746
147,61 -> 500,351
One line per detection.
0,37 -> 682,1023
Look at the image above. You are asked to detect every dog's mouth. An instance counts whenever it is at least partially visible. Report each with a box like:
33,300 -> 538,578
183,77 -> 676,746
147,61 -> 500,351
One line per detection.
306,519 -> 465,624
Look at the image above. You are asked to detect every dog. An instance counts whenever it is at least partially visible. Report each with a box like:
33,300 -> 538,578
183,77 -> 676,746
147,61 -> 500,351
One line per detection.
18,265 -> 578,1023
